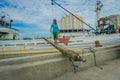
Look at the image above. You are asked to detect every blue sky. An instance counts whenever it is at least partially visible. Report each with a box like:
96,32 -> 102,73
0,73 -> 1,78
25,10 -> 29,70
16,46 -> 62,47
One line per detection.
0,0 -> 120,39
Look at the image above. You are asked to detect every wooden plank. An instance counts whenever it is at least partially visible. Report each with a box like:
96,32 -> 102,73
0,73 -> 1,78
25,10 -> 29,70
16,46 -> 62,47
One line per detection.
43,38 -> 86,62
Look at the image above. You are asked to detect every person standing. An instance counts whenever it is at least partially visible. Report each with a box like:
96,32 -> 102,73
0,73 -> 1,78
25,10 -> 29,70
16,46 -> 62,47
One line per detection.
50,19 -> 59,44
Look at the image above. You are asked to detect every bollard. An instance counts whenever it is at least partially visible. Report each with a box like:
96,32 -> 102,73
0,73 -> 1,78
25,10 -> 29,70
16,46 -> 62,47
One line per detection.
95,40 -> 100,47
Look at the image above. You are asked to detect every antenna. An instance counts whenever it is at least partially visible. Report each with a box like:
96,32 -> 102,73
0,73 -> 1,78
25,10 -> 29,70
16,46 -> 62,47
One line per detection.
95,0 -> 103,33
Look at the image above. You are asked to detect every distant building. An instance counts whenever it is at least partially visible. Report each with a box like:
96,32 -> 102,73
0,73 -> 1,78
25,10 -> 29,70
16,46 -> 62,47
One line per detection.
59,14 -> 84,31
108,14 -> 120,29
59,14 -> 83,30
59,14 -> 90,37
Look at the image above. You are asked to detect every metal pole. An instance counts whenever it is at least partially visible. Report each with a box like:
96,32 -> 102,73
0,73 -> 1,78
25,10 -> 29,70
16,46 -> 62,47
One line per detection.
43,38 -> 86,62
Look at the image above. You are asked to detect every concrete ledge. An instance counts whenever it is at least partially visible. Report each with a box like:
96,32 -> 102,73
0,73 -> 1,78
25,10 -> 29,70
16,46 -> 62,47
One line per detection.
0,44 -> 120,80
77,47 -> 120,70
0,53 -> 62,66
0,57 -> 71,80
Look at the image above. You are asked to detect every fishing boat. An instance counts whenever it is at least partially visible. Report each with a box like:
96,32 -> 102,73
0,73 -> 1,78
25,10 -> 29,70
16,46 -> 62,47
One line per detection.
0,15 -> 19,40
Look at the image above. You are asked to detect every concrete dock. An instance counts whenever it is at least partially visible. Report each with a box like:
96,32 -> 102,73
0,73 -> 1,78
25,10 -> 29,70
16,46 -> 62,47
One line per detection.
0,44 -> 119,80
0,34 -> 120,80
54,59 -> 120,80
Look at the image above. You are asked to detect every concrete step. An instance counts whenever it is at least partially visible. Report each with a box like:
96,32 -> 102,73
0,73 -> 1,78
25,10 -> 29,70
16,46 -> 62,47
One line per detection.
0,53 -> 63,66
0,44 -> 119,80
0,44 -> 120,66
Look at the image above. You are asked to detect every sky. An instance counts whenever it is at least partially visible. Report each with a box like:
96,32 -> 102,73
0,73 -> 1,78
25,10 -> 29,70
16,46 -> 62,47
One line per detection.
0,0 -> 120,39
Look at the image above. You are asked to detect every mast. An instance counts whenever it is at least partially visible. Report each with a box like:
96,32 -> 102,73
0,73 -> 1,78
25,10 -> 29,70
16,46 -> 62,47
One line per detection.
95,0 -> 103,33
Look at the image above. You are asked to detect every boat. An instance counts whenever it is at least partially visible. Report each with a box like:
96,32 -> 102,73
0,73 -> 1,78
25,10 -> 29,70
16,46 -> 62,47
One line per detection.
0,15 -> 19,40
0,0 -> 120,53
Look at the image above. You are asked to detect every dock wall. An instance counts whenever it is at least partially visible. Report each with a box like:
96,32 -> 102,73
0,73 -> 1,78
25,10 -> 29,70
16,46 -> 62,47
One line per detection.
0,44 -> 120,80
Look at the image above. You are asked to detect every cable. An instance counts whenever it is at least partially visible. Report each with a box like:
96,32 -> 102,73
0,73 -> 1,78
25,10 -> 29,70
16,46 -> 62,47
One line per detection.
52,0 -> 96,32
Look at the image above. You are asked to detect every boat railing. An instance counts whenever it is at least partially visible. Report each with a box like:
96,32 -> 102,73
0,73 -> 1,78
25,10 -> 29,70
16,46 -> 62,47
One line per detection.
0,33 -> 120,52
